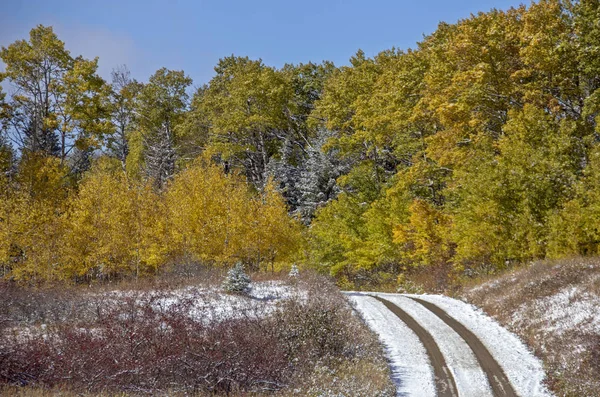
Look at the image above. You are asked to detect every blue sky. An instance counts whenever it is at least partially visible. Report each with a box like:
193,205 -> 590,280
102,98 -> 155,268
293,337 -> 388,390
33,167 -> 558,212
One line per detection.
1,0 -> 526,86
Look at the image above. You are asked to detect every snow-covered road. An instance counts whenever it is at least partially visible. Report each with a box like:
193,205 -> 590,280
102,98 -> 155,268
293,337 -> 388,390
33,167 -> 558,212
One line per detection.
346,292 -> 554,397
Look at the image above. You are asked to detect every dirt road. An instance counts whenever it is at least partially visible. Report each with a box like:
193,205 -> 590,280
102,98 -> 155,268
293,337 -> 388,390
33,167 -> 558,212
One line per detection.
346,293 -> 552,397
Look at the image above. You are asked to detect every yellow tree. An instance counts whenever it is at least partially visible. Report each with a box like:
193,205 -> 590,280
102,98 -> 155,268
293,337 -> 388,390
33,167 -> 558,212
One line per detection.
8,154 -> 69,281
393,199 -> 453,269
0,174 -> 15,277
166,161 -> 250,265
421,7 -> 525,168
65,158 -> 167,280
245,179 -> 302,271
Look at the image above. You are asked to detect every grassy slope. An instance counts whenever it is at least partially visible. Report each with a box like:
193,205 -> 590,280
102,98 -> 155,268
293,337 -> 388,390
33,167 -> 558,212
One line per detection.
460,258 -> 600,397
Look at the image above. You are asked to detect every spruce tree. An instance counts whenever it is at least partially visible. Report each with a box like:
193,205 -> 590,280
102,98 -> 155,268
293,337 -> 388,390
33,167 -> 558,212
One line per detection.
222,262 -> 251,293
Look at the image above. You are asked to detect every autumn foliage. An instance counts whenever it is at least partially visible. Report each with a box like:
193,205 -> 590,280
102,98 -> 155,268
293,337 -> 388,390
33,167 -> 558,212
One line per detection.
5,2 -> 600,288
0,158 -> 301,282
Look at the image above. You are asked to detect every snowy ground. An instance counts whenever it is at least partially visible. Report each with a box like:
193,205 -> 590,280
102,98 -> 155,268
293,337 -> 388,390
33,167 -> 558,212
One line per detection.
346,292 -> 554,397
157,280 -> 301,322
4,281 -> 302,341
510,280 -> 600,337
462,260 -> 600,396
131,280 -> 303,323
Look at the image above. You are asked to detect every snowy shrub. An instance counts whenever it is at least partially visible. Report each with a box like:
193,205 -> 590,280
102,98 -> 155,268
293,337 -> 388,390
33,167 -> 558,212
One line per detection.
0,290 -> 291,394
0,271 -> 395,396
222,262 -> 251,293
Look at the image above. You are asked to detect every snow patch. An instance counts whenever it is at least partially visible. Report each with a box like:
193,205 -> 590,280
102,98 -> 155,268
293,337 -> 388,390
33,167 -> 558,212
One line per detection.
106,280 -> 303,323
516,286 -> 600,336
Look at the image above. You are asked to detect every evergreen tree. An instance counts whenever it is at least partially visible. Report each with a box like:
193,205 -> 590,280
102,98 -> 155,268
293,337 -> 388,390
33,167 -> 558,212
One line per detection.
288,263 -> 300,278
297,128 -> 348,223
136,68 -> 191,189
222,262 -> 251,293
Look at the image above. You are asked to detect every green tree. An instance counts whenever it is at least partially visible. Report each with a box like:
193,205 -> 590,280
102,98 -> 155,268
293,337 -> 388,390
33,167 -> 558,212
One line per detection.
0,25 -> 111,163
134,67 -> 192,189
196,56 -> 294,186
107,65 -> 143,170
452,105 -> 579,270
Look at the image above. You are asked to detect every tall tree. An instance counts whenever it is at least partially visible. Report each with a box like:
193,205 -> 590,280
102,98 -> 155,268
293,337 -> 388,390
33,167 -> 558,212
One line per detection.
196,56 -> 294,187
135,67 -> 192,189
0,25 -> 111,164
107,65 -> 142,170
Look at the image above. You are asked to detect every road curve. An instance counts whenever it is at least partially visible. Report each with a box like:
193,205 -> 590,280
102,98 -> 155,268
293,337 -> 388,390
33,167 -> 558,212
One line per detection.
346,292 -> 549,397
409,297 -> 517,397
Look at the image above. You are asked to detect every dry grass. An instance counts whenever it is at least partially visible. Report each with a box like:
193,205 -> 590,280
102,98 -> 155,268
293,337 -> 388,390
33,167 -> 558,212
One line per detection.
461,257 -> 600,397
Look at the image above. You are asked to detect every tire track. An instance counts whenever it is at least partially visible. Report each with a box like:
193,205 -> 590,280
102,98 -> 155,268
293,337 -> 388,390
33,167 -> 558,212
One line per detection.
374,296 -> 459,397
347,294 -> 436,396
380,294 -> 492,397
409,297 -> 518,397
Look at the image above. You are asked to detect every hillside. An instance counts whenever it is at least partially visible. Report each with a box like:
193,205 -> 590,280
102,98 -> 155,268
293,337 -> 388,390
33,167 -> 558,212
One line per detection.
461,258 -> 600,396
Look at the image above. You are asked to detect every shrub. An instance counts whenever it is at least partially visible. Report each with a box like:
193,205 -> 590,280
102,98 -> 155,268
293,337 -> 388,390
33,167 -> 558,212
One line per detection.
0,272 -> 395,396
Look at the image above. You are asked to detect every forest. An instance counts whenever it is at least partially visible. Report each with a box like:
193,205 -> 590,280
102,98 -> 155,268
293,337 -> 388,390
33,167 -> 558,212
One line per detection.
2,0 -> 600,289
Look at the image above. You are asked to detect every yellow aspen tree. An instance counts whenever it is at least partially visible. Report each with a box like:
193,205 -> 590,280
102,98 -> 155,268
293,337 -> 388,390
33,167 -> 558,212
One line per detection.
65,158 -> 135,279
10,154 -> 69,281
65,158 -> 168,280
247,179 -> 302,272
166,161 -> 250,265
132,181 -> 168,277
0,176 -> 16,277
393,199 -> 453,268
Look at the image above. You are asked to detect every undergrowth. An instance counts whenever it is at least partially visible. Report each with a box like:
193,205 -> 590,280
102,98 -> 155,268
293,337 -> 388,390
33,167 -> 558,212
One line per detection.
0,270 -> 394,396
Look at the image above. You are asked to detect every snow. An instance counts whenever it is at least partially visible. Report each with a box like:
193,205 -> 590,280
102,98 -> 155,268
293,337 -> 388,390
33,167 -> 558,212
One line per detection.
108,280 -> 302,324
347,292 -> 554,397
412,294 -> 554,397
346,292 -> 435,397
376,293 -> 493,397
162,281 -> 303,323
512,285 -> 600,336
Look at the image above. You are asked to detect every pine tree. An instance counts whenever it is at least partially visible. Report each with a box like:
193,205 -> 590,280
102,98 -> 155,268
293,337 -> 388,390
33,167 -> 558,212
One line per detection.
288,263 -> 299,278
222,262 -> 251,293
136,68 -> 191,189
297,128 -> 348,224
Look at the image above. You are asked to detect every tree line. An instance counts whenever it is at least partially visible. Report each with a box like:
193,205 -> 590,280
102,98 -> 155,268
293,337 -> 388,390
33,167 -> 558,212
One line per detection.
2,0 -> 600,287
